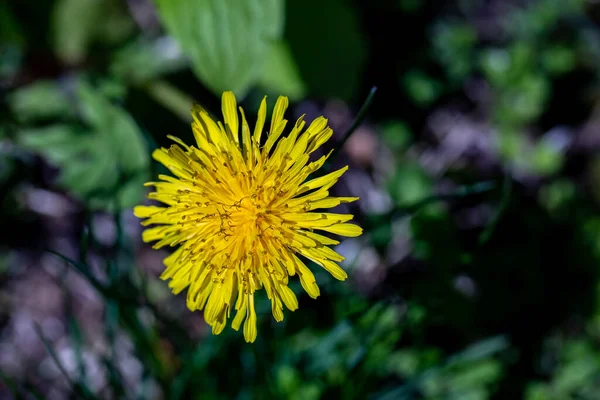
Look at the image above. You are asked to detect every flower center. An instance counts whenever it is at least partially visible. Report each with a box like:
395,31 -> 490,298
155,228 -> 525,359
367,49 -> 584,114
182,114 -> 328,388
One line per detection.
213,194 -> 277,244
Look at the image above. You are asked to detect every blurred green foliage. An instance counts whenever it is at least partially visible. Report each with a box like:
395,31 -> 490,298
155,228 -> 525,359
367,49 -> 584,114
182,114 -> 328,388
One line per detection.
11,79 -> 149,210
52,0 -> 134,64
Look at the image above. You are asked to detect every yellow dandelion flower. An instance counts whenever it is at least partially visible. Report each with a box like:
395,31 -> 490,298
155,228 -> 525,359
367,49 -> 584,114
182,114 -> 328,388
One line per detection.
134,91 -> 362,342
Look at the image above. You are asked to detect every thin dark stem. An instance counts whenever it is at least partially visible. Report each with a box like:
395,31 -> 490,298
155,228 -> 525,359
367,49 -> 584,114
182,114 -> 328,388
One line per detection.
329,86 -> 377,164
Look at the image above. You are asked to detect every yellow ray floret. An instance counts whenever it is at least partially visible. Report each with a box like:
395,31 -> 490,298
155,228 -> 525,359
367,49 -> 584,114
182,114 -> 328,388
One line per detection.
134,91 -> 361,342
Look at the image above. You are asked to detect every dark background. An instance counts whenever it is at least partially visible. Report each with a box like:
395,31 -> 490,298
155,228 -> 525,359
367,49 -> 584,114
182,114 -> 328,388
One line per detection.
2,0 -> 600,399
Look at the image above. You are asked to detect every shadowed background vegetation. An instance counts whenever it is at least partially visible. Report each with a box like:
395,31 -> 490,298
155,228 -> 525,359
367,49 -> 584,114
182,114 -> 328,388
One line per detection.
2,0 -> 600,399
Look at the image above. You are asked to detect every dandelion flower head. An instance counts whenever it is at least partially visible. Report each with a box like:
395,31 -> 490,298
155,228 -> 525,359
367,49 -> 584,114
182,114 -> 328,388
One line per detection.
134,92 -> 362,342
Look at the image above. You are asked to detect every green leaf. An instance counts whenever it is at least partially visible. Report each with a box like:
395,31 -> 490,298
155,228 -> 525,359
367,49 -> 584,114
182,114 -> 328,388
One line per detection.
53,0 -> 101,62
432,23 -> 477,82
447,360 -> 503,391
542,45 -> 576,76
448,336 -> 510,365
76,82 -> 149,175
8,80 -> 74,122
539,180 -> 575,214
531,139 -> 564,176
154,0 -> 285,97
17,81 -> 149,210
480,49 -> 512,87
402,70 -> 443,108
524,383 -> 552,400
257,41 -> 306,101
388,161 -> 433,208
382,122 -> 413,151
52,0 -> 133,63
554,356 -> 599,394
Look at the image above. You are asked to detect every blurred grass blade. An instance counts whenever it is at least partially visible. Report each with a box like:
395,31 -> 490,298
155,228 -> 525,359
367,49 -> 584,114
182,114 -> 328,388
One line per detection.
46,249 -> 107,293
79,210 -> 92,263
34,324 -> 97,400
0,372 -> 46,400
448,335 -> 510,365
102,300 -> 128,399
67,313 -> 87,386
0,370 -> 18,399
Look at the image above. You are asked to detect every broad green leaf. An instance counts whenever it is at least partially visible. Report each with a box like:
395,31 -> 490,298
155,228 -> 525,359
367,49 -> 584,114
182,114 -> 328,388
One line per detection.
154,0 -> 285,97
257,41 -> 306,101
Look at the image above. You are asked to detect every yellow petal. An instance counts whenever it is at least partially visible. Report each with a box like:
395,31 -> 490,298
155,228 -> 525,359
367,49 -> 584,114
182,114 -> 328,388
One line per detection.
211,318 -> 226,335
243,294 -> 257,343
253,96 -> 267,144
300,166 -> 348,193
133,205 -> 164,218
142,226 -> 170,243
304,116 -> 328,138
315,259 -> 348,281
316,223 -> 363,237
271,296 -> 284,322
277,284 -> 298,311
294,255 -> 320,299
239,107 -> 254,167
232,293 -> 247,331
303,231 -> 340,246
264,95 -> 289,154
307,127 -> 333,153
221,91 -> 239,142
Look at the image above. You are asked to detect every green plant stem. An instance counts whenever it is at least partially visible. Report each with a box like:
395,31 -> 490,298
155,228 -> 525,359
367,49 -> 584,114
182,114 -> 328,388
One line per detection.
143,80 -> 195,123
